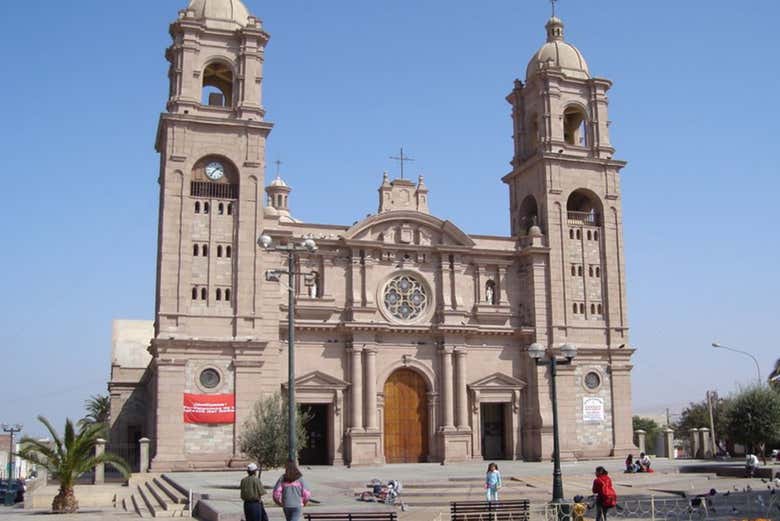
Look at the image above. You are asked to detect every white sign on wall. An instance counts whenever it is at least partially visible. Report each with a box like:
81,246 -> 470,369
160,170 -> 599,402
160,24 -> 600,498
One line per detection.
583,396 -> 605,423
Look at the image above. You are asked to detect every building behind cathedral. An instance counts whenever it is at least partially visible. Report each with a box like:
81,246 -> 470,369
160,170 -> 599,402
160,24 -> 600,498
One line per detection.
109,0 -> 636,470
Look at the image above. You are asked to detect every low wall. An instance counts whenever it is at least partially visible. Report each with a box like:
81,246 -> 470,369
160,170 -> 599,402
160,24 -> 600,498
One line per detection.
25,484 -> 127,509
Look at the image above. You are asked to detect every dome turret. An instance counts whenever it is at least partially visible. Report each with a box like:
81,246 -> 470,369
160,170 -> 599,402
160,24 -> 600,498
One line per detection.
526,17 -> 590,81
185,0 -> 251,30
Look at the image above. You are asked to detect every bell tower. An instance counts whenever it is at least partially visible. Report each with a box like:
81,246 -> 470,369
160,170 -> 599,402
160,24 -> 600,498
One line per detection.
506,15 -> 636,459
150,0 -> 274,469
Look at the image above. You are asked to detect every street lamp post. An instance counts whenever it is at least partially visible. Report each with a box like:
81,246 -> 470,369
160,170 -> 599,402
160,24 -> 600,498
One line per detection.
527,343 -> 577,504
711,342 -> 762,384
258,234 -> 317,463
2,423 -> 22,504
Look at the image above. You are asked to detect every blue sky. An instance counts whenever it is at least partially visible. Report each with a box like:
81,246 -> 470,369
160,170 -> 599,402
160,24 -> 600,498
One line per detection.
1,0 -> 778,437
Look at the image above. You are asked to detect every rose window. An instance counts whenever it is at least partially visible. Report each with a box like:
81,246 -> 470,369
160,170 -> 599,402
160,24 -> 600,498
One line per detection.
383,274 -> 429,322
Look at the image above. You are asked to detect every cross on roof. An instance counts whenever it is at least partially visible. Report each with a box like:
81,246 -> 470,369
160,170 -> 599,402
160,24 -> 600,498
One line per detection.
551,0 -> 558,17
274,159 -> 283,177
389,147 -> 415,180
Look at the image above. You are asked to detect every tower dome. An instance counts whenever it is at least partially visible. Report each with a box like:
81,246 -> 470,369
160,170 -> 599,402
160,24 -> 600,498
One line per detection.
185,0 -> 251,29
526,17 -> 590,81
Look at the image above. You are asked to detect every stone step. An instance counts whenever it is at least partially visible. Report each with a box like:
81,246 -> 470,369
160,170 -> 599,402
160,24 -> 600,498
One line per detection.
131,492 -> 151,518
154,476 -> 188,504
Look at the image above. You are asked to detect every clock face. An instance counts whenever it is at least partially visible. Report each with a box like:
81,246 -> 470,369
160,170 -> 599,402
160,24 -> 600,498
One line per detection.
205,162 -> 225,181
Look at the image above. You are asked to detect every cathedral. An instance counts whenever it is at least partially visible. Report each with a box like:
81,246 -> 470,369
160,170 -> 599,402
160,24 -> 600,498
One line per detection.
109,0 -> 636,470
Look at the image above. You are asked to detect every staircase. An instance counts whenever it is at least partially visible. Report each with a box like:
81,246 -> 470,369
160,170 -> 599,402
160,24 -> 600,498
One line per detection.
117,473 -> 191,518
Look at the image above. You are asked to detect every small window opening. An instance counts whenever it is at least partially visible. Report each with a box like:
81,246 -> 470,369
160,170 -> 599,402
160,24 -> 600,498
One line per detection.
589,266 -> 594,277
587,230 -> 592,240
594,230 -> 599,241
193,244 -> 199,256
598,304 -> 603,314
577,266 -> 583,277
226,246 -> 232,258
192,287 -> 198,300
201,288 -> 207,300
227,203 -> 233,215
576,229 -> 581,240
590,304 -> 596,314
563,106 -> 587,146
195,201 -> 201,213
225,288 -> 231,302
202,244 -> 209,257
202,61 -> 234,107
569,229 -> 574,239
579,303 -> 585,314
216,288 -> 222,301
573,303 -> 578,314
596,267 -> 601,278
204,202 -> 210,214
217,245 -> 223,257
571,265 -> 576,277
218,203 -> 224,215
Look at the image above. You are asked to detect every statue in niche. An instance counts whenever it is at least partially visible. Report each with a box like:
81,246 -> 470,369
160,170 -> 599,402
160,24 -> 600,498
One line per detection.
308,271 -> 319,298
485,280 -> 497,305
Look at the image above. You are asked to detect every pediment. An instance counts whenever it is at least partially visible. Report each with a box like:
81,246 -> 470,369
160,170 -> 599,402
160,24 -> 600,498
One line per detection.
468,372 -> 527,390
283,371 -> 349,390
343,211 -> 475,248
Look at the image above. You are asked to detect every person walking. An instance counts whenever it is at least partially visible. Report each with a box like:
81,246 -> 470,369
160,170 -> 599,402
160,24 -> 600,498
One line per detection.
485,462 -> 502,502
240,463 -> 267,521
592,466 -> 617,521
273,460 -> 312,521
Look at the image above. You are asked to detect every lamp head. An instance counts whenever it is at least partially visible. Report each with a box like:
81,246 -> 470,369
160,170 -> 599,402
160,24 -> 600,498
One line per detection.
258,234 -> 273,249
561,343 -> 577,360
302,238 -> 317,252
265,270 -> 282,282
711,342 -> 721,348
528,343 -> 545,360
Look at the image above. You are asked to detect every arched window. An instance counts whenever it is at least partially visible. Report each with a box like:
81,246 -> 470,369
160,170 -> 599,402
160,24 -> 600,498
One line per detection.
569,229 -> 574,240
202,244 -> 208,257
567,190 -> 601,226
202,61 -> 234,107
192,287 -> 198,300
226,246 -> 232,258
587,230 -> 592,240
225,288 -> 231,302
204,202 -> 210,214
517,195 -> 539,235
576,229 -> 581,240
201,288 -> 207,300
227,203 -> 233,215
594,230 -> 599,241
572,303 -> 578,314
589,266 -> 594,277
571,266 -> 576,277
218,203 -> 224,215
591,304 -> 596,314
598,304 -> 603,314
485,279 -> 497,305
195,201 -> 201,213
193,244 -> 199,256
579,303 -> 585,314
595,267 -> 601,278
217,245 -> 223,257
216,288 -> 222,301
563,106 -> 587,146
577,266 -> 583,277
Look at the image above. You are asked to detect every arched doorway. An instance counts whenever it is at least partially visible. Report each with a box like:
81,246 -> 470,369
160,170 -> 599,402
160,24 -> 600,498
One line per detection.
384,368 -> 428,463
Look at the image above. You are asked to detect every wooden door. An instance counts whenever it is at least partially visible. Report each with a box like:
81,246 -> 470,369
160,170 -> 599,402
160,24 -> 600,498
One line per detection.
384,369 -> 428,463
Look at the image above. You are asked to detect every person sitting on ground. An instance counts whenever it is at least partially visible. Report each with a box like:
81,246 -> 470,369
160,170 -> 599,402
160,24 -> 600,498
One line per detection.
745,453 -> 760,478
638,452 -> 652,472
625,454 -> 636,473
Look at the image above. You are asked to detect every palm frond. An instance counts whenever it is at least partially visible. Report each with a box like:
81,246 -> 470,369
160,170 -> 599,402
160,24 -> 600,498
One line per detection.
36,415 -> 64,458
63,419 -> 76,451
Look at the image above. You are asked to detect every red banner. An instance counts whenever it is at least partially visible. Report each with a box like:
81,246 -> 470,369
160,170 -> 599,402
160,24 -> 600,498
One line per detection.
183,393 -> 235,424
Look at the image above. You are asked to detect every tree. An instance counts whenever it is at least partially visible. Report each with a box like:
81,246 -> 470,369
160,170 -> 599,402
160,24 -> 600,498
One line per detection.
80,394 -> 110,427
238,393 -> 311,476
15,415 -> 130,513
723,385 -> 780,457
632,416 -> 661,454
674,397 -> 730,443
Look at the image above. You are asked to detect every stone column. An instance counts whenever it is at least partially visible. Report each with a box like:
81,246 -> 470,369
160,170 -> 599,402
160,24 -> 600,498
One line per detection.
365,347 -> 378,430
664,428 -> 675,459
349,345 -> 364,431
634,429 -> 646,454
454,348 -> 468,429
497,266 -> 508,305
440,346 -> 455,430
699,427 -> 712,458
93,438 -> 106,484
150,356 -> 186,470
139,438 -> 151,473
689,428 -> 699,459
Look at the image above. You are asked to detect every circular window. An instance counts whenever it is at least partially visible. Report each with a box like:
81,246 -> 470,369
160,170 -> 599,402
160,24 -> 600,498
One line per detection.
199,368 -> 221,389
584,371 -> 601,391
382,273 -> 429,322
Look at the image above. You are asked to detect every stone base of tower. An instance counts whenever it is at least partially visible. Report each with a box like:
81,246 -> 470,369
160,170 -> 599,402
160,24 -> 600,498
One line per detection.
347,430 -> 383,466
439,429 -> 472,463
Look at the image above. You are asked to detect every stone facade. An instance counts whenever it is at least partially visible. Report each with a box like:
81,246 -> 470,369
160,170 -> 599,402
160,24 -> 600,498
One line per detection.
109,0 -> 637,470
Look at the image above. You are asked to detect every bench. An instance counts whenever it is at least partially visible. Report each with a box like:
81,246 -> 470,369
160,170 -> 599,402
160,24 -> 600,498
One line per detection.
450,500 -> 530,521
304,512 -> 397,521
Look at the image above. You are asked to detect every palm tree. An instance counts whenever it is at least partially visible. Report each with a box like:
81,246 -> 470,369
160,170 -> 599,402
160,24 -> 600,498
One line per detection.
15,415 -> 130,513
80,394 -> 110,427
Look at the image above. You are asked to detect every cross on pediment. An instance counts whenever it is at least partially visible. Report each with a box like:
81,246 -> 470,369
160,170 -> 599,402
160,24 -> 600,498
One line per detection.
389,147 -> 415,180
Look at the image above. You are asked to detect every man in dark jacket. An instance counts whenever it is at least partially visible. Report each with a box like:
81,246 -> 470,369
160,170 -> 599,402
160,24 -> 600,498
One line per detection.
241,463 -> 267,521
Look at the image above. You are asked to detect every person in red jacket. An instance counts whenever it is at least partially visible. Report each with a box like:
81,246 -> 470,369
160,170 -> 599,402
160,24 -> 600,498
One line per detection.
592,466 -> 617,521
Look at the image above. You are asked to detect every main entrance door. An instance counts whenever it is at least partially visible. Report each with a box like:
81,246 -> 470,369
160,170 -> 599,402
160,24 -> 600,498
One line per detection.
384,369 -> 428,463
481,403 -> 506,460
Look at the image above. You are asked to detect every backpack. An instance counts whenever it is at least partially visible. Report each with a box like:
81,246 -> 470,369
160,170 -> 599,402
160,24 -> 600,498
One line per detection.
272,480 -> 311,507
600,478 -> 617,508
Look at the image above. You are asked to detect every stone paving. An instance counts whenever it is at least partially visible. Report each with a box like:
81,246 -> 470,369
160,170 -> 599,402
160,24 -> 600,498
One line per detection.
0,506 -> 135,520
